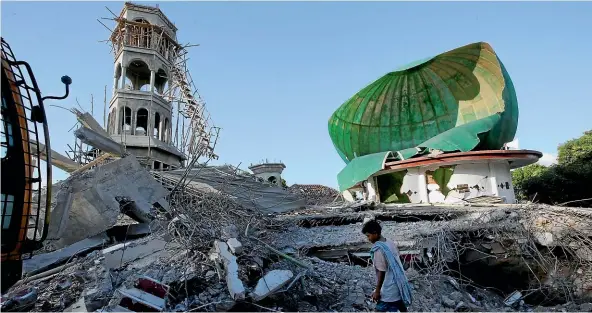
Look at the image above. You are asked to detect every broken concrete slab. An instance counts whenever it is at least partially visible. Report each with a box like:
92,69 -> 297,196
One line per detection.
102,238 -> 168,270
158,166 -> 307,214
74,126 -> 122,156
46,156 -> 169,249
252,270 -> 294,301
116,287 -> 166,311
222,225 -> 239,240
211,240 -> 246,300
73,109 -> 110,138
119,197 -> 154,223
64,296 -> 87,312
227,238 -> 243,255
24,233 -> 109,274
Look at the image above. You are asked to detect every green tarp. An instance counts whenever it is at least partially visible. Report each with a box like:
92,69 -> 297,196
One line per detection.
336,113 -> 502,191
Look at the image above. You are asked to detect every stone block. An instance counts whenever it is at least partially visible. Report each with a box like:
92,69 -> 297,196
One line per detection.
252,270 -> 294,301
227,238 -> 243,255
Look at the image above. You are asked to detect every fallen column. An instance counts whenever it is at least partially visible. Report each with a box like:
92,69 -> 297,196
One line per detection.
74,126 -> 123,156
46,156 -> 168,249
30,141 -> 80,173
210,240 -> 246,300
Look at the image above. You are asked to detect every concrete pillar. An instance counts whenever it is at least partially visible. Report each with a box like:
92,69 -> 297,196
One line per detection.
130,109 -> 136,135
158,119 -> 163,141
150,70 -> 155,93
113,76 -> 118,95
488,162 -> 500,197
366,177 -> 379,202
120,66 -> 127,89
417,169 -> 429,204
115,107 -> 121,135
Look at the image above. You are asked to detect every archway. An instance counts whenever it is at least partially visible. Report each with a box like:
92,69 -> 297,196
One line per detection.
136,108 -> 148,136
127,60 -> 150,91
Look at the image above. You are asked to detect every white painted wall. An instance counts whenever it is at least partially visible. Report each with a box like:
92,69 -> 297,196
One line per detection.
366,177 -> 379,202
400,168 -> 425,203
443,163 -> 494,203
490,162 -> 515,203
373,160 -> 516,204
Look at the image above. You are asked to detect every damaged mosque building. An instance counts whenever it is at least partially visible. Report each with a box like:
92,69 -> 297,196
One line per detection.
1,2 -> 591,313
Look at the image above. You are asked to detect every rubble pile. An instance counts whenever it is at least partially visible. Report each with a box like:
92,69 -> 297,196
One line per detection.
3,154 -> 592,312
288,184 -> 342,206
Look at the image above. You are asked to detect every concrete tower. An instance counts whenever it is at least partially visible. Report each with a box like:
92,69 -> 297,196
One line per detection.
106,2 -> 185,170
249,161 -> 286,187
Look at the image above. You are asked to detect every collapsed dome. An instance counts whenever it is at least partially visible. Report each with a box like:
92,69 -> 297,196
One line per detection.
328,42 -> 519,164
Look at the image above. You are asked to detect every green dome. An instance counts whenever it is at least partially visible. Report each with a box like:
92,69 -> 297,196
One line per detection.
328,42 -> 518,164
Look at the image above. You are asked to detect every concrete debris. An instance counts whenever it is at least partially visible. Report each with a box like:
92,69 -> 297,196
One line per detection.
287,184 -> 341,206
30,140 -> 81,173
6,147 -> 592,313
23,233 -> 109,274
107,277 -> 169,312
221,224 -> 239,240
504,291 -> 522,306
73,126 -> 122,156
1,287 -> 38,311
210,240 -> 246,300
227,238 -> 243,255
45,156 -> 168,249
101,238 -> 168,270
63,296 -> 86,312
442,295 -> 456,308
154,165 -> 307,214
252,270 -> 294,301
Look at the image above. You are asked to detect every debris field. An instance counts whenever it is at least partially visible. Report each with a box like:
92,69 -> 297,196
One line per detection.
2,153 -> 592,312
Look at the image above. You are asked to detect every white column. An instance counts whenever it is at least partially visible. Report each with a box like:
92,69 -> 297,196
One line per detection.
120,66 -> 127,89
158,119 -> 163,141
150,70 -> 155,93
366,177 -> 379,202
488,162 -> 500,197
417,169 -> 429,204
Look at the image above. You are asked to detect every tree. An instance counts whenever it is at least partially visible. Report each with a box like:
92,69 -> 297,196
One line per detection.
512,163 -> 547,200
557,130 -> 592,165
281,178 -> 288,188
513,130 -> 592,206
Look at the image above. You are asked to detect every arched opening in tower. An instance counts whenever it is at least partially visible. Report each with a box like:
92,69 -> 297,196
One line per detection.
268,176 -> 278,185
136,108 -> 148,136
155,69 -> 168,95
154,112 -> 160,139
128,60 -> 151,91
121,106 -> 132,134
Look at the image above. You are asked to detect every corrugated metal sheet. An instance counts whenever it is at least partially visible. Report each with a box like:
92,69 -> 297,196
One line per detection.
336,114 -> 502,191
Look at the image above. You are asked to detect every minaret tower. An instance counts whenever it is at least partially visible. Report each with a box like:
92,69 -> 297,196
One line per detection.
106,2 -> 184,170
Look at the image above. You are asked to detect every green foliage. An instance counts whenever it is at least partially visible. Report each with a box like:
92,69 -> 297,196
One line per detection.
377,171 -> 410,203
512,163 -> 547,191
281,178 -> 287,188
513,130 -> 592,207
557,130 -> 592,165
430,167 -> 454,196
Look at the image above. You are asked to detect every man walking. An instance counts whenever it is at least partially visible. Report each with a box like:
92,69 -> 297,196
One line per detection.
362,220 -> 413,312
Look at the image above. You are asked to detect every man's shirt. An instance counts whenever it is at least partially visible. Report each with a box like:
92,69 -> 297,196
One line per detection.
373,238 -> 403,302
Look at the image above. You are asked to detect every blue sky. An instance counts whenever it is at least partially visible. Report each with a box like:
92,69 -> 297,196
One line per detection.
2,1 -> 591,188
